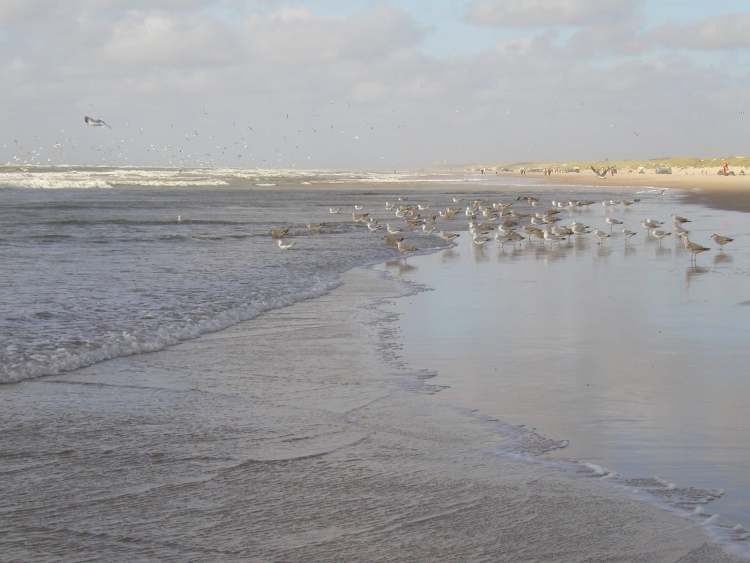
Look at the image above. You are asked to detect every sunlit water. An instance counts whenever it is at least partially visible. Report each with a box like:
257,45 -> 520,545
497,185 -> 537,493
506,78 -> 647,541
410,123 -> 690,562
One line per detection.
381,189 -> 750,544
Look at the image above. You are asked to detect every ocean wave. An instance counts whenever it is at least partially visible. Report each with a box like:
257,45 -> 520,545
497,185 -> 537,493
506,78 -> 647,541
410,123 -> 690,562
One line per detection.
0,279 -> 341,384
0,165 -> 488,190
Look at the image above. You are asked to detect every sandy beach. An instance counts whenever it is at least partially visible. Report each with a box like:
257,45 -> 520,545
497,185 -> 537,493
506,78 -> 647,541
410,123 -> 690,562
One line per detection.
490,169 -> 750,212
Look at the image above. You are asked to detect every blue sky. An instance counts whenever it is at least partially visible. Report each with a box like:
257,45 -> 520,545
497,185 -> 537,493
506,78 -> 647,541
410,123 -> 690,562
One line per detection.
1,0 -> 749,168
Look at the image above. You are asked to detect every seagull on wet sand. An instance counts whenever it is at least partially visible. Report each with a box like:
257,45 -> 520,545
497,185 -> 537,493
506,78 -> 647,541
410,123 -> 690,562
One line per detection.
329,207 -> 342,214
84,115 -> 111,129
711,233 -> 734,248
652,230 -> 671,247
277,239 -> 295,250
439,231 -> 459,241
605,217 -> 623,231
682,236 -> 710,263
593,229 -> 610,244
397,240 -> 417,253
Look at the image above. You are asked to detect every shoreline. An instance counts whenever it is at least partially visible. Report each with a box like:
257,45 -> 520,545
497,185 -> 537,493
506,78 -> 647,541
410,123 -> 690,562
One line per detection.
2,262 -> 744,561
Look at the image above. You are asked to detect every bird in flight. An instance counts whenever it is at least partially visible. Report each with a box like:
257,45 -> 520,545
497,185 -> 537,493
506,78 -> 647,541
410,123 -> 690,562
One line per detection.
591,165 -> 610,178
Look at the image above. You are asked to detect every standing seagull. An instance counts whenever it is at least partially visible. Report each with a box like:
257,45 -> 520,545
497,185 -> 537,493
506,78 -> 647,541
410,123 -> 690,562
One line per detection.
622,228 -> 637,243
593,229 -> 610,244
277,239 -> 295,250
651,230 -> 671,247
711,233 -> 734,248
680,235 -> 710,263
84,116 -> 111,129
605,217 -> 623,232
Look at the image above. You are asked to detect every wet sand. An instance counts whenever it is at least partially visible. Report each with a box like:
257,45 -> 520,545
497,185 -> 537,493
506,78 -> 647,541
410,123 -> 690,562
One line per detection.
2,266 -> 745,561
380,190 -> 750,558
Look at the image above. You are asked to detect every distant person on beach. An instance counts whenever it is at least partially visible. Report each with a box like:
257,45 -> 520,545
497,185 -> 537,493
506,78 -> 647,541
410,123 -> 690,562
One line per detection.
722,160 -> 729,176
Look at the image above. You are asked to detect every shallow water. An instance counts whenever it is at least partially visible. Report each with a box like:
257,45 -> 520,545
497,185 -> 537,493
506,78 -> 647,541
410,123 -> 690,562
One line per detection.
2,168 -> 748,560
382,189 -> 750,543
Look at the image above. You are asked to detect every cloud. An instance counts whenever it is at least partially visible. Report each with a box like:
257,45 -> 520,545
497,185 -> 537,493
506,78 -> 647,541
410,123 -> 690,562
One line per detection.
651,12 -> 750,50
245,6 -> 425,65
0,1 -> 747,168
100,12 -> 238,66
466,0 -> 641,28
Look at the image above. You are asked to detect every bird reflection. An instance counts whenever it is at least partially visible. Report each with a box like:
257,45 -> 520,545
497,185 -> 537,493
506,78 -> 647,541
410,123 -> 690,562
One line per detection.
714,252 -> 733,265
685,265 -> 709,287
473,245 -> 489,263
441,248 -> 459,262
385,259 -> 417,274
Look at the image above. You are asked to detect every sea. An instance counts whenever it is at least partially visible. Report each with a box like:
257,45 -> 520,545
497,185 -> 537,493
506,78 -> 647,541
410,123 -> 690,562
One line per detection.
1,165 -> 748,561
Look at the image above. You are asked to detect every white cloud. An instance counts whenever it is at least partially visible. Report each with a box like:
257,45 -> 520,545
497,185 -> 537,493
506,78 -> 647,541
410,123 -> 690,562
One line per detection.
245,5 -> 424,65
100,12 -> 238,66
0,2 -> 747,168
466,0 -> 640,28
651,12 -> 750,50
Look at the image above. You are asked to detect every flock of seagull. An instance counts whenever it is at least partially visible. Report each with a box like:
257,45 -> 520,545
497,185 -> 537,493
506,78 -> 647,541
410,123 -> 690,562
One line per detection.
270,193 -> 734,265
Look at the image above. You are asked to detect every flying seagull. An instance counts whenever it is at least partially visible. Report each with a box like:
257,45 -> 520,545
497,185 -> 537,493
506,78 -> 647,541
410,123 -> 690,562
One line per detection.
84,116 -> 111,129
591,165 -> 609,178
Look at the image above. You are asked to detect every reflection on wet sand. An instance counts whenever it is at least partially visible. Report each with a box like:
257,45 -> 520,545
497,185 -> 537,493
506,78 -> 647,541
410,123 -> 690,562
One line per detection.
441,248 -> 459,262
685,265 -> 709,286
714,251 -> 733,265
384,259 -> 417,274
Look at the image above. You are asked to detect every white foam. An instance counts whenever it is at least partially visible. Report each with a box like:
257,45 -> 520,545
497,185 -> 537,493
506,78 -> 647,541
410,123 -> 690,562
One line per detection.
0,280 -> 341,384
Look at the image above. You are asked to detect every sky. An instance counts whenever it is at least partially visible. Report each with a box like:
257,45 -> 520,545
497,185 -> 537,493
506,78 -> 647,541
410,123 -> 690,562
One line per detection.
1,0 -> 749,169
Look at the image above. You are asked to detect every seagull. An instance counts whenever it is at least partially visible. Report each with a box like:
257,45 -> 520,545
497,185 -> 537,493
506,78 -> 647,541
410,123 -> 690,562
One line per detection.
329,207 -> 341,214
472,236 -> 490,247
396,240 -> 417,253
651,230 -> 671,246
591,165 -> 609,178
177,215 -> 182,223
386,223 -> 401,234
673,222 -> 689,235
682,237 -> 710,263
306,223 -> 322,233
605,217 -> 623,231
641,218 -> 663,230
622,228 -> 637,242
438,231 -> 459,241
277,239 -> 295,250
711,233 -> 734,248
367,223 -> 382,232
270,227 -> 289,239
353,205 -> 364,211
84,115 -> 111,129
593,229 -> 610,244
672,215 -> 691,224
571,222 -> 590,235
